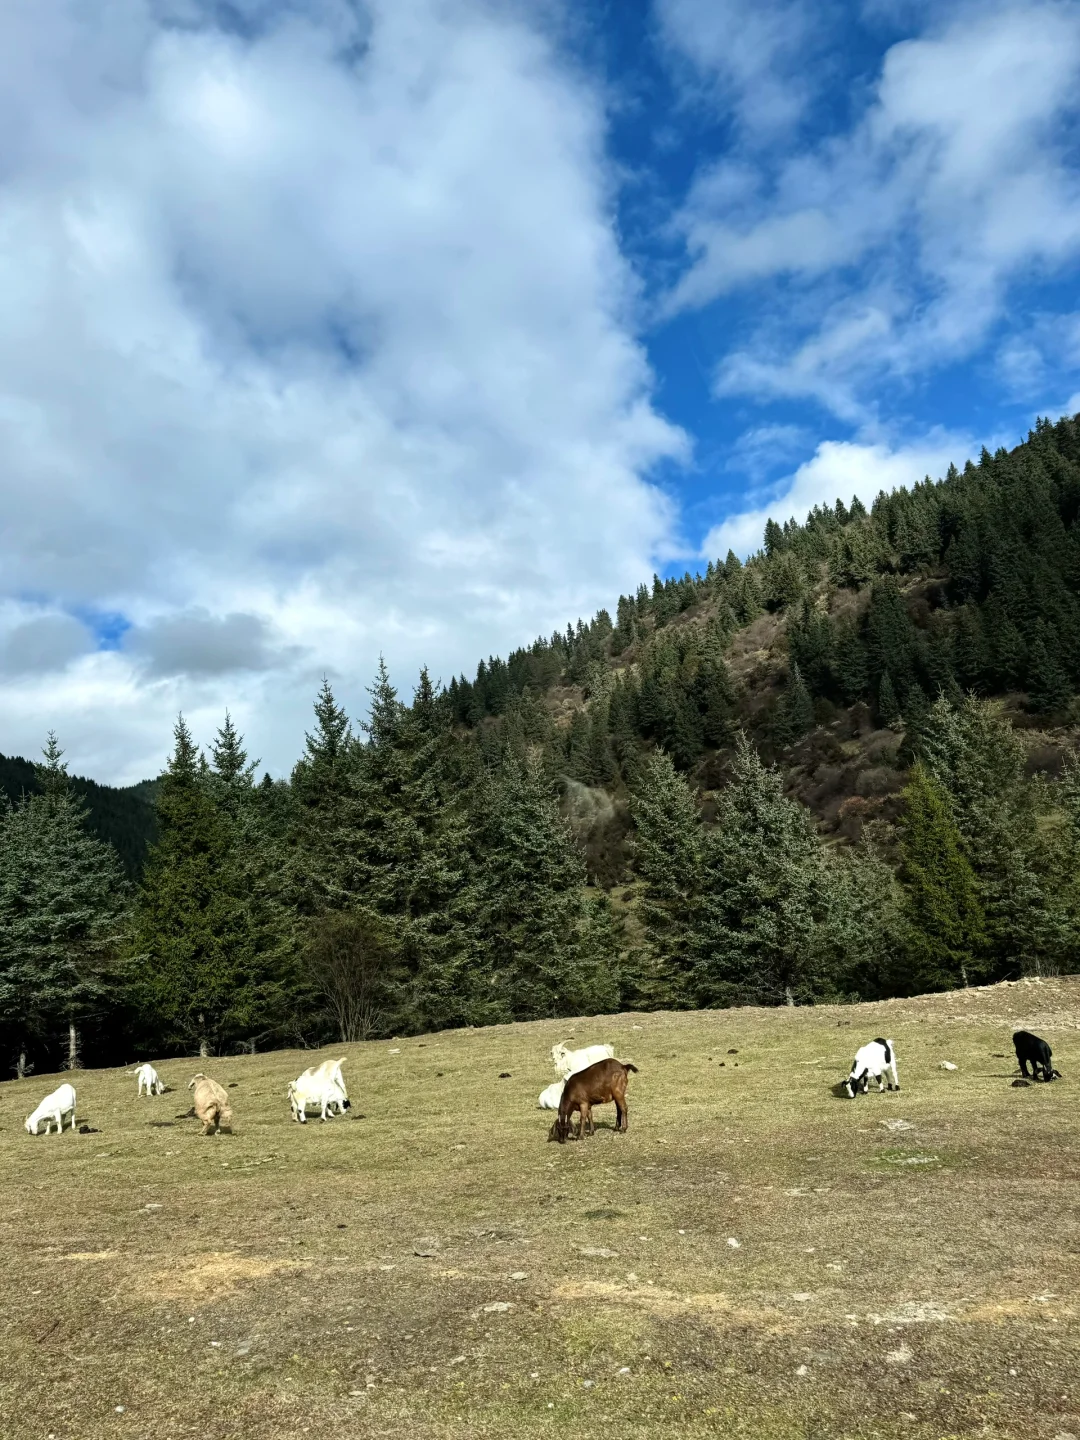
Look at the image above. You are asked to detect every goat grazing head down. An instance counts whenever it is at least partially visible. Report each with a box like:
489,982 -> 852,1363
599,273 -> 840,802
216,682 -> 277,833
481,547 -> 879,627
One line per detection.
548,1058 -> 637,1144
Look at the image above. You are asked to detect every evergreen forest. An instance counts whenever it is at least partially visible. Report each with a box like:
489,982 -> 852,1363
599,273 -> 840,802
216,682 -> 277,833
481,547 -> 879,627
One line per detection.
5,413 -> 1080,1072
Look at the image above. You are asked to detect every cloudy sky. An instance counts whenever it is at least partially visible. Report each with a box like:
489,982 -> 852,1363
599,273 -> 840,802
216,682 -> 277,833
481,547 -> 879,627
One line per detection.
2,0 -> 1079,782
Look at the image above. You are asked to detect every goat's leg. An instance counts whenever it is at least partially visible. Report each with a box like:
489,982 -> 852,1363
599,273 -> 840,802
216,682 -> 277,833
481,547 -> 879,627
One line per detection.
614,1097 -> 626,1132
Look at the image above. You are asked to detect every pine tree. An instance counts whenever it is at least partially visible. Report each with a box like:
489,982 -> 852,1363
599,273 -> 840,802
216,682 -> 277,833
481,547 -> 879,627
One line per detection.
0,735 -> 130,1065
628,749 -> 701,1007
773,662 -> 815,746
566,709 -> 593,783
1028,627 -> 1071,712
918,696 -> 1070,975
464,749 -> 617,1023
878,670 -> 901,726
832,619 -> 870,704
289,681 -> 365,913
898,763 -> 986,990
693,735 -> 833,1006
131,717 -> 284,1055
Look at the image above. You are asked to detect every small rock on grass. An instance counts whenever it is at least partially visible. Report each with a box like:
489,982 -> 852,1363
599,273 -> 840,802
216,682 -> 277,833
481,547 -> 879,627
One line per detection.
939,1061 -> 958,1070
579,1246 -> 618,1258
482,1302 -> 512,1313
1012,1079 -> 1031,1088
414,1237 -> 440,1257
726,1237 -> 741,1249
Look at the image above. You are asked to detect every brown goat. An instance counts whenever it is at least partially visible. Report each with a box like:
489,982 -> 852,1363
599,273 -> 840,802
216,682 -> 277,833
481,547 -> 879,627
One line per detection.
548,1058 -> 637,1143
188,1073 -> 233,1135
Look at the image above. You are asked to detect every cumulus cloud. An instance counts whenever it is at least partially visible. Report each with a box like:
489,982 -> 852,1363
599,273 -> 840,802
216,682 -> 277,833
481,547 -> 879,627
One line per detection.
666,3 -> 1080,414
0,0 -> 685,781
701,430 -> 972,560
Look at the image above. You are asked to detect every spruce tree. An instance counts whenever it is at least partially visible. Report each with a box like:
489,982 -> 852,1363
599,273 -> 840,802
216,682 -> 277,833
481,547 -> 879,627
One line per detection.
1028,628 -> 1071,712
898,763 -> 986,990
464,749 -> 617,1023
878,670 -> 901,726
131,717 -> 283,1055
629,749 -> 702,1007
693,735 -> 832,1007
0,735 -> 130,1064
289,680 -> 366,913
918,696 -> 1070,975
774,661 -> 815,746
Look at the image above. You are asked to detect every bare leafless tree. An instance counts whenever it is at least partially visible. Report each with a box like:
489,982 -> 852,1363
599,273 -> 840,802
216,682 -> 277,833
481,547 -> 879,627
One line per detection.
308,911 -> 397,1043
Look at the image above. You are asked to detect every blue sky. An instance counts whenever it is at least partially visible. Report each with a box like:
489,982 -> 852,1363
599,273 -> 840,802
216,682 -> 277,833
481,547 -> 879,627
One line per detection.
0,0 -> 1078,780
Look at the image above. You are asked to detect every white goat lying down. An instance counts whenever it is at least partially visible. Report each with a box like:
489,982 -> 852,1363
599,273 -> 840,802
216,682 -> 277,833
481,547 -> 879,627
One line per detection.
288,1057 -> 350,1123
25,1083 -> 77,1135
844,1038 -> 899,1097
550,1042 -> 615,1080
135,1062 -> 164,1097
537,1080 -> 565,1110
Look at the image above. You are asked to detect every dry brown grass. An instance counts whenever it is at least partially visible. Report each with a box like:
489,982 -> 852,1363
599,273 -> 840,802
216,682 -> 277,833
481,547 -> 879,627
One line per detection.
4,978 -> 1080,1439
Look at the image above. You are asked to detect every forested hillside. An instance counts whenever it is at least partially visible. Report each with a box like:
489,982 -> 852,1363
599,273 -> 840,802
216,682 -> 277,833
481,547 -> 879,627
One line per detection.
3,413 -> 1080,1072
0,752 -> 157,877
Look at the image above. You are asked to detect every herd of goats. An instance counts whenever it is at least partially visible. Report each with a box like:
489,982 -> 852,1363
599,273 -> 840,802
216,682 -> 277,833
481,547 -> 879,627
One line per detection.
16,1027 -> 1061,1140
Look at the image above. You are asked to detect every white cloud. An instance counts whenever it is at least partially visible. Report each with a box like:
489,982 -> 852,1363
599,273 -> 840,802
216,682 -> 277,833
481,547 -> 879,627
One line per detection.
0,0 -> 686,782
667,3 -> 1080,414
701,430 -> 971,560
654,0 -> 820,137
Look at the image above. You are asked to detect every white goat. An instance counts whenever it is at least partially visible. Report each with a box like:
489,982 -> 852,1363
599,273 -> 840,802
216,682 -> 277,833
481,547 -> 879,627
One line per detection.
288,1057 -> 350,1124
843,1038 -> 900,1098
550,1042 -> 615,1080
25,1083 -> 77,1135
537,1080 -> 565,1110
135,1063 -> 164,1097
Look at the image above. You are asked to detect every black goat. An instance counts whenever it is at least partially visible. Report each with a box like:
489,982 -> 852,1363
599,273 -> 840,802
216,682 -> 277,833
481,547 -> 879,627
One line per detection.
1013,1030 -> 1060,1082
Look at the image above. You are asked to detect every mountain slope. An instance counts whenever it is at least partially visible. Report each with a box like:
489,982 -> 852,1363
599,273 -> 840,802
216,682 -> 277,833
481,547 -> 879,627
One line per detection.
445,412 -> 1080,879
0,752 -> 158,878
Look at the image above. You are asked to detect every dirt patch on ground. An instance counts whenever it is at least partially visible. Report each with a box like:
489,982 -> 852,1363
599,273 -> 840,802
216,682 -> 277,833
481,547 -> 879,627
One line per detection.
142,1251 -> 308,1302
553,1279 -> 797,1331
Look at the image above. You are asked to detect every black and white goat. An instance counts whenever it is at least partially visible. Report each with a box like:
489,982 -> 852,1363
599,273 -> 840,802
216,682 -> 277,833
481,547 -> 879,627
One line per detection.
1013,1030 -> 1059,1082
843,1038 -> 899,1098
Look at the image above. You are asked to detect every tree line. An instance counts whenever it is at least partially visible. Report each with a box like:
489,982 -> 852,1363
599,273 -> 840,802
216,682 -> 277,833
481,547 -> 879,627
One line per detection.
3,413 -> 1080,1070
3,683 -> 1078,1073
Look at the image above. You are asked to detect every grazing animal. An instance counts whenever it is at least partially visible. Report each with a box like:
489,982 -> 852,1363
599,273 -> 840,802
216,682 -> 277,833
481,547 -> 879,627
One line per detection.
25,1083 -> 77,1136
537,1080 -> 564,1111
288,1058 -> 350,1123
135,1063 -> 164,1097
549,1059 -> 637,1143
843,1038 -> 899,1098
550,1042 -> 615,1079
187,1074 -> 233,1134
1013,1030 -> 1059,1082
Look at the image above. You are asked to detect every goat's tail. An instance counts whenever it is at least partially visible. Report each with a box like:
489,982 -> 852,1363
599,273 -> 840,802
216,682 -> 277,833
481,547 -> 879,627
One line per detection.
621,1062 -> 639,1073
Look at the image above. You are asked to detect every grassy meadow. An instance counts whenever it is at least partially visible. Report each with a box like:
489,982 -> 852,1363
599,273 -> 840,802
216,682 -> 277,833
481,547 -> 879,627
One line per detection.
3,978 -> 1080,1440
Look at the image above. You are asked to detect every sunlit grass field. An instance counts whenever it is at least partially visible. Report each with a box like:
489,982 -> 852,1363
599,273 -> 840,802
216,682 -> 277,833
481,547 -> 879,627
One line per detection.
3,977 -> 1080,1440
